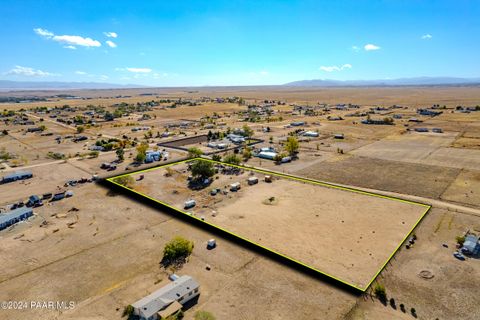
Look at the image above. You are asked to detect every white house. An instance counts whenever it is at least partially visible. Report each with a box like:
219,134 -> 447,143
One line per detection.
132,275 -> 200,320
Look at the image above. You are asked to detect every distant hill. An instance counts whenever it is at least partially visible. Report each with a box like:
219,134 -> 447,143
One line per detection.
283,77 -> 480,87
0,80 -> 147,91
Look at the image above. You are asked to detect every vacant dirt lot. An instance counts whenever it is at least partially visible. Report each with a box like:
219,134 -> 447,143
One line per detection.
123,161 -> 428,290
0,183 -> 357,320
346,207 -> 480,320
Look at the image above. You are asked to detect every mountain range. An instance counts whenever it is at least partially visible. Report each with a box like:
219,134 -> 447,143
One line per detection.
283,77 -> 480,87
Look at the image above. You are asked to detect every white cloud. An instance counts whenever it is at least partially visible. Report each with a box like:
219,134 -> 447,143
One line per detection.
259,70 -> 269,75
99,75 -> 109,80
64,45 -> 76,50
34,27 -> 101,48
364,44 -> 380,51
103,32 -> 118,38
421,34 -> 432,39
75,71 -> 87,75
352,45 -> 360,52
52,35 -> 101,47
125,67 -> 152,73
319,64 -> 352,72
5,65 -> 59,77
105,40 -> 117,48
34,28 -> 54,37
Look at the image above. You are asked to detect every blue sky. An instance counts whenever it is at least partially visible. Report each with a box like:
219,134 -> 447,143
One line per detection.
0,0 -> 479,86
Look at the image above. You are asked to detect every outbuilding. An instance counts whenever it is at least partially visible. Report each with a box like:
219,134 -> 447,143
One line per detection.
230,182 -> 241,191
184,199 -> 196,209
1,171 -> 33,184
0,207 -> 33,231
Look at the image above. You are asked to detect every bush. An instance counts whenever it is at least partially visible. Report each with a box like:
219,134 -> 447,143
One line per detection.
195,310 -> 216,320
411,307 -> 417,317
374,283 -> 387,304
188,147 -> 203,158
122,305 -> 134,317
211,154 -> 221,161
113,176 -> 135,188
456,235 -> 465,246
89,151 -> 99,158
389,298 -> 396,309
162,236 -> 194,266
223,153 -> 241,165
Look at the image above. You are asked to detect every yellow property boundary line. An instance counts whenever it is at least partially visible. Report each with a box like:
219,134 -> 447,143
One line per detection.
106,157 -> 431,293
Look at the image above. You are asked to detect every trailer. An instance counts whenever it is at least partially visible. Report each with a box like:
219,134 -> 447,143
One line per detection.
230,182 -> 241,191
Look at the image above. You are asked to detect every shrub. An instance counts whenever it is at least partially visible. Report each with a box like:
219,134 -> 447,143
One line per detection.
195,310 -> 216,320
113,176 -> 135,188
122,305 -> 134,317
223,153 -> 241,165
116,148 -> 125,161
389,298 -> 396,309
211,154 -> 221,161
456,235 -> 465,246
374,283 -> 387,304
89,151 -> 99,158
188,147 -> 203,158
411,307 -> 417,317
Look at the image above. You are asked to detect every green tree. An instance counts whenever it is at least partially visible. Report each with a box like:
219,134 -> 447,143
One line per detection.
191,160 -> 215,179
188,147 -> 203,158
135,143 -> 148,162
242,147 -> 252,161
284,136 -> 299,156
223,153 -> 241,165
76,126 -> 85,134
242,124 -> 254,138
116,148 -> 125,161
162,236 -> 194,266
195,311 -> 216,320
113,175 -> 135,188
211,154 -> 221,161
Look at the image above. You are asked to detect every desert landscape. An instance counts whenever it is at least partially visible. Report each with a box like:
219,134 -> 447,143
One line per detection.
1,84 -> 479,319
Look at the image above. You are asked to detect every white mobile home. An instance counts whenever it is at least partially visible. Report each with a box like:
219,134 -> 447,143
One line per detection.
132,275 -> 200,320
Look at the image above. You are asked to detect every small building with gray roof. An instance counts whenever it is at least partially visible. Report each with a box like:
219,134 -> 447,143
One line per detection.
132,275 -> 200,320
0,207 -> 33,231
